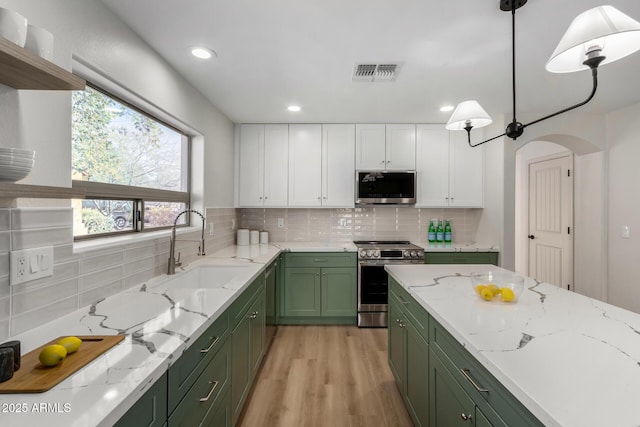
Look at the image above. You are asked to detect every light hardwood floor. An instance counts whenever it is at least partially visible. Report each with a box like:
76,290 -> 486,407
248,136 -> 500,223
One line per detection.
238,325 -> 413,427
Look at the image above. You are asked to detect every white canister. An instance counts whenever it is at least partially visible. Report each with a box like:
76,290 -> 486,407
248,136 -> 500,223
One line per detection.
25,24 -> 53,60
260,231 -> 269,245
237,229 -> 249,246
250,230 -> 260,245
0,7 -> 28,47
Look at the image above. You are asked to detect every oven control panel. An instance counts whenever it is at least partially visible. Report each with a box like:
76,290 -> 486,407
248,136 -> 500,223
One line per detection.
358,248 -> 424,260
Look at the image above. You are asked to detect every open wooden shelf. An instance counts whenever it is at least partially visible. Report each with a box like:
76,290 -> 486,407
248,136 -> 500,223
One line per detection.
0,38 -> 85,90
0,182 -> 85,199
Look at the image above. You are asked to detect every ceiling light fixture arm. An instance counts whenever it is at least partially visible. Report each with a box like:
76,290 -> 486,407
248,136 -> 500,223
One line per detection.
464,0 -> 607,146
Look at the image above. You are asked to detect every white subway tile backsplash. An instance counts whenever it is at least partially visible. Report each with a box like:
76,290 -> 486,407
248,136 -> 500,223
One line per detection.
12,279 -> 79,315
79,265 -> 123,292
0,318 -> 8,341
11,295 -> 78,336
0,231 -> 9,252
11,226 -> 73,250
80,250 -> 123,274
11,208 -> 72,229
79,280 -> 123,308
0,296 -> 9,320
0,209 -> 9,231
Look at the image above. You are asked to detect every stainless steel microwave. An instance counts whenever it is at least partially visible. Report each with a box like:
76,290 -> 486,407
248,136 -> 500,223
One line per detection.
355,171 -> 416,206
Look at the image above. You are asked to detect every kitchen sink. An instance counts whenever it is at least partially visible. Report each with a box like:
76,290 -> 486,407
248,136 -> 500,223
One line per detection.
152,264 -> 252,290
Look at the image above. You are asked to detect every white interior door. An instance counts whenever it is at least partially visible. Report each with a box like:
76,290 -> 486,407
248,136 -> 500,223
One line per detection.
528,155 -> 573,289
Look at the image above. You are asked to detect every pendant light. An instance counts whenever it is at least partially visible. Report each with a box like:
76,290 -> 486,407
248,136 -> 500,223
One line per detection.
446,1 -> 640,147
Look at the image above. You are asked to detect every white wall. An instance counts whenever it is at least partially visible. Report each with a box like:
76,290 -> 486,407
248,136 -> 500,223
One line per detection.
0,0 -> 235,206
606,101 -> 640,312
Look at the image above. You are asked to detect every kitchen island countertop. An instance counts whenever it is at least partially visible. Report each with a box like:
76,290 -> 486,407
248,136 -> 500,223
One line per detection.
385,264 -> 640,427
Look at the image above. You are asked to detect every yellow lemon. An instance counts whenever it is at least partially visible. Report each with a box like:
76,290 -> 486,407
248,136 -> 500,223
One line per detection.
500,288 -> 516,302
487,284 -> 500,296
57,336 -> 82,354
39,344 -> 67,367
479,287 -> 494,301
475,284 -> 486,295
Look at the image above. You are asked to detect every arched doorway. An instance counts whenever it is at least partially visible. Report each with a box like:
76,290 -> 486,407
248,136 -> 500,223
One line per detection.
514,134 -> 606,300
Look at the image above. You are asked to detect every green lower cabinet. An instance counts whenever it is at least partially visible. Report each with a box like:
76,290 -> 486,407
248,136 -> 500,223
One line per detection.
168,337 -> 231,427
388,294 -> 429,427
424,252 -> 499,265
115,373 -> 167,427
283,267 -> 321,316
430,349 -> 486,427
405,320 -> 429,426
321,267 -> 357,317
202,388 -> 231,427
232,287 -> 266,425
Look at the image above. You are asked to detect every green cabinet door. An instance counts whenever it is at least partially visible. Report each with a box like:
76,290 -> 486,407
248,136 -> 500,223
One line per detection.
115,373 -> 167,427
231,313 -> 251,425
430,349 -> 476,427
475,406 -> 494,427
321,267 -> 356,316
406,319 -> 429,427
388,299 -> 405,387
250,289 -> 266,379
283,267 -> 321,316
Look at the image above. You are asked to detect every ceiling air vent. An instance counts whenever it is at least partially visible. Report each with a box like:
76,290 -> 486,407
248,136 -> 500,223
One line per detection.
352,63 -> 400,82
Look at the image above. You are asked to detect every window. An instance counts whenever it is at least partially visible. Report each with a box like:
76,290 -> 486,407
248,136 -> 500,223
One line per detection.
72,84 -> 190,239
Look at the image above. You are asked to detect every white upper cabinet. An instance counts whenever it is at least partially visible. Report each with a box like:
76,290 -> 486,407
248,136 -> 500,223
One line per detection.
416,124 -> 484,208
238,124 -> 288,207
355,124 -> 415,171
288,124 -> 323,207
288,124 -> 355,208
322,124 -> 355,207
385,124 -> 416,170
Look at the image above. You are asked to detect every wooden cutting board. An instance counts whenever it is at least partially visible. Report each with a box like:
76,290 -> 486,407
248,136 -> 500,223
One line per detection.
0,335 -> 125,393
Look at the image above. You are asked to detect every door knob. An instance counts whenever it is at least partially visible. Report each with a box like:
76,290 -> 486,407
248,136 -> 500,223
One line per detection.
528,235 -> 535,240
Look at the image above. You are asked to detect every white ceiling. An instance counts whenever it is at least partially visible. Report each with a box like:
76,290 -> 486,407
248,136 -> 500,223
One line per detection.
99,0 -> 640,124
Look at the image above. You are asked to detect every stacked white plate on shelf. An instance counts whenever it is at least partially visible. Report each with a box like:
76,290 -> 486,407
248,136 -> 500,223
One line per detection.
0,147 -> 35,182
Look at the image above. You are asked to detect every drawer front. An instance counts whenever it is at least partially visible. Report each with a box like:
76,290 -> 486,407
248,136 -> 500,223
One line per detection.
431,319 -> 543,427
229,272 -> 265,326
168,312 -> 229,413
168,338 -> 231,427
424,252 -> 498,266
389,277 -> 429,343
284,252 -> 356,268
115,373 -> 167,427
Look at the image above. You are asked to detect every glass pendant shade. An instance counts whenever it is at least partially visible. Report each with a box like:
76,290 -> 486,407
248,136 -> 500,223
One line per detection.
445,100 -> 493,131
546,5 -> 640,73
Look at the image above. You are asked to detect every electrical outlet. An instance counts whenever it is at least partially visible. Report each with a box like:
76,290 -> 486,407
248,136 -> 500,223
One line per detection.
10,246 -> 54,285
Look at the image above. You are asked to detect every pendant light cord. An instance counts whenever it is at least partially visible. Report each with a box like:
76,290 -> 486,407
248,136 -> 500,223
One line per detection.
511,4 -> 517,125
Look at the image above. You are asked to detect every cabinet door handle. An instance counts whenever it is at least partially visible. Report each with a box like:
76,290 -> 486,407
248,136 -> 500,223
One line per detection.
200,336 -> 219,353
398,295 -> 410,306
250,311 -> 258,319
314,258 -> 328,262
460,368 -> 489,393
460,413 -> 473,421
199,380 -> 219,402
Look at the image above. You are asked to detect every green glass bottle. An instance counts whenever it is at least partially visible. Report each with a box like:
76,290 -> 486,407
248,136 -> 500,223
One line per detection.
436,220 -> 444,242
444,220 -> 452,243
428,219 -> 436,243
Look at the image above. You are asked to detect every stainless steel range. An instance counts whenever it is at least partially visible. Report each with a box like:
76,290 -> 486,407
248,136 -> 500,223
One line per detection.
354,240 -> 424,327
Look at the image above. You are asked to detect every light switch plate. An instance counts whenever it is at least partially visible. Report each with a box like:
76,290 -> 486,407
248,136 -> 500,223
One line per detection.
10,246 -> 54,285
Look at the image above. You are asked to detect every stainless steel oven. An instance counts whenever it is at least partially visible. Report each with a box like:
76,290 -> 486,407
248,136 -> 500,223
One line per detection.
354,241 -> 424,327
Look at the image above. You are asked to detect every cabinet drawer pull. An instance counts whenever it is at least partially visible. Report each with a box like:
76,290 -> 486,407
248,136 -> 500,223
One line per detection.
460,412 -> 473,421
313,258 -> 328,262
398,295 -> 410,306
200,336 -> 219,353
250,311 -> 258,319
460,368 -> 489,393
199,380 -> 219,402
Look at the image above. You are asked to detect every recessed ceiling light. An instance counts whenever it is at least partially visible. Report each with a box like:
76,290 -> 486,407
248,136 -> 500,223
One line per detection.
190,46 -> 216,59
287,105 -> 301,112
440,105 -> 454,112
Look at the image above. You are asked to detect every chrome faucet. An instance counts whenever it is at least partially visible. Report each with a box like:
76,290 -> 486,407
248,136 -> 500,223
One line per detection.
167,209 -> 206,275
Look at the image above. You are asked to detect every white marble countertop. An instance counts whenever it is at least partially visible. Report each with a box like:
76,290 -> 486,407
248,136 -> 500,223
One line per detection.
0,245 -> 280,427
272,241 -> 357,252
417,242 -> 500,252
385,264 -> 640,427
